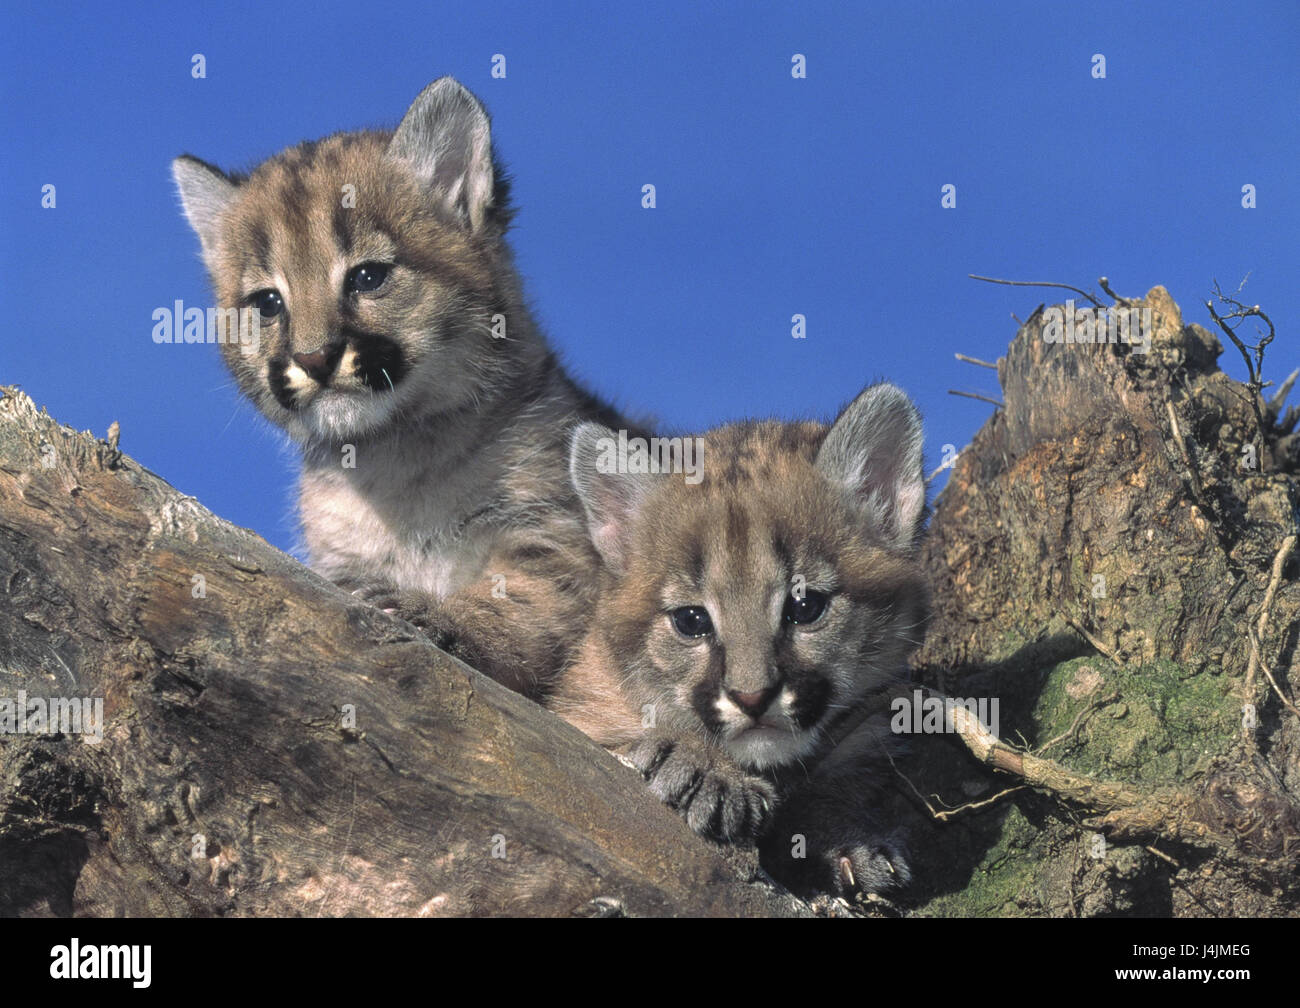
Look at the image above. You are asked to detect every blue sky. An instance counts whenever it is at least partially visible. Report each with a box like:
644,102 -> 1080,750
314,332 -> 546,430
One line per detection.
2,0 -> 1296,555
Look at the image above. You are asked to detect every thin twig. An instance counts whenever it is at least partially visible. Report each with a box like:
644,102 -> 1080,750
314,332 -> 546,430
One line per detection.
926,460 -> 954,485
955,353 -> 999,370
1164,399 -> 1204,499
1065,616 -> 1123,666
1244,534 -> 1296,706
1036,692 -> 1121,757
1098,276 -> 1129,304
948,389 -> 1003,408
926,445 -> 968,485
1206,279 -> 1276,439
1144,844 -> 1181,871
969,273 -> 1104,309
933,786 -> 1029,822
883,747 -> 942,820
1252,631 -> 1300,720
884,745 -> 1026,823
1256,534 -> 1295,639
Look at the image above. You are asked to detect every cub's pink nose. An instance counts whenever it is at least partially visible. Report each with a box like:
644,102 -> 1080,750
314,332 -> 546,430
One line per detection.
728,687 -> 777,718
293,343 -> 342,384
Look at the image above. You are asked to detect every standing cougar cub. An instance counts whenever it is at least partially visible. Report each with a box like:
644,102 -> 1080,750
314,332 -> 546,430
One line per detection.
552,384 -> 928,895
172,78 -> 637,698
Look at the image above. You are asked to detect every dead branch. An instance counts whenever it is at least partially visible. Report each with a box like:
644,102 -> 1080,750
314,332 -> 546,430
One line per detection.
944,703 -> 1230,847
1206,278 -> 1277,439
955,353 -> 999,370
1243,533 -> 1297,717
969,273 -> 1104,309
947,389 -> 1003,408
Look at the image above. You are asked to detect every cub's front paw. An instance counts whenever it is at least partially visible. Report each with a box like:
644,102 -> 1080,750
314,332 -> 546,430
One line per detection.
338,576 -> 405,613
824,833 -> 911,897
764,822 -> 911,897
626,736 -> 776,842
343,580 -> 461,646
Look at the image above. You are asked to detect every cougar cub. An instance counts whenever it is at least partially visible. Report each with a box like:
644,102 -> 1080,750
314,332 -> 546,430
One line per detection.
552,383 -> 927,895
172,77 -> 639,698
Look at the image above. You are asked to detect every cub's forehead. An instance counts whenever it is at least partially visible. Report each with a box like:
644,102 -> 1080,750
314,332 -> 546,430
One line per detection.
230,133 -> 404,230
697,420 -> 823,488
214,135 -> 412,279
244,132 -> 393,190
649,486 -> 837,591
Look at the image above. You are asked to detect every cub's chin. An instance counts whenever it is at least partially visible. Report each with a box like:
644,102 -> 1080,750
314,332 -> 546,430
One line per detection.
725,723 -> 818,773
283,387 -> 401,443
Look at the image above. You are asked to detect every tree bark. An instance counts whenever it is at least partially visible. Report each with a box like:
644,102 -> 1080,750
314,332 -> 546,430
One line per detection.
907,285 -> 1299,916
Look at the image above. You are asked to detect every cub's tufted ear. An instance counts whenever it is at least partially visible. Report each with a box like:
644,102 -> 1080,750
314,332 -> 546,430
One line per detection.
388,77 -> 495,231
172,155 -> 238,264
816,382 -> 925,550
569,423 -> 655,573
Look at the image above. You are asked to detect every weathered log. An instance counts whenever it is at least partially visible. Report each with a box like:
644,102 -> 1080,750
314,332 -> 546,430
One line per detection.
0,385 -> 807,917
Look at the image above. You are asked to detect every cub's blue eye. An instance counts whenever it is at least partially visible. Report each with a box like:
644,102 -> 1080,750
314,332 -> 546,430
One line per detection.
254,289 -> 284,319
783,589 -> 829,625
347,262 -> 391,293
671,606 -> 714,638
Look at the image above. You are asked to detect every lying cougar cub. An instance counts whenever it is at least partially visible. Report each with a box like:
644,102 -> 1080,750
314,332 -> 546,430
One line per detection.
552,383 -> 928,895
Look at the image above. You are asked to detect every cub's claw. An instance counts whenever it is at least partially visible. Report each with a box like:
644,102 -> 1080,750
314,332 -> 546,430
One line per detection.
826,834 -> 911,897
